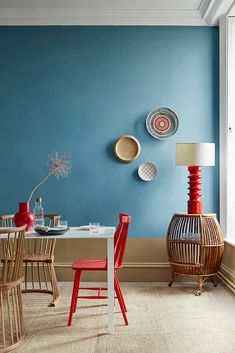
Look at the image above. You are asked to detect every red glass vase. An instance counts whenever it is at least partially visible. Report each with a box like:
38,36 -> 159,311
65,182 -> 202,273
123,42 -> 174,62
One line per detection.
14,202 -> 35,231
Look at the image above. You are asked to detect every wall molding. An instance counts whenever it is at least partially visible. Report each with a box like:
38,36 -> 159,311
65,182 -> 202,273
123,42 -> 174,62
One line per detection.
218,263 -> 235,294
1,1 -> 233,26
219,15 -> 229,236
54,261 -> 171,268
199,0 -> 234,26
0,8 -> 207,26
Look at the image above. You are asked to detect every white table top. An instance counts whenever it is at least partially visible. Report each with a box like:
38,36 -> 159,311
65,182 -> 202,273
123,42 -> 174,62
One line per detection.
0,226 -> 115,239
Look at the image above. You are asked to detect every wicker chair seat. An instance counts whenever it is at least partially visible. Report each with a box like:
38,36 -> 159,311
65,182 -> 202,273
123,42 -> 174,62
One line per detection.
23,253 -> 54,262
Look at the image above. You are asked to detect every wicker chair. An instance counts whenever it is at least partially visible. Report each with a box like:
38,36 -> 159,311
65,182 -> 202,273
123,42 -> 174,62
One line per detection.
166,213 -> 224,295
0,215 -> 14,228
0,214 -> 61,306
22,214 -> 61,306
0,226 -> 26,352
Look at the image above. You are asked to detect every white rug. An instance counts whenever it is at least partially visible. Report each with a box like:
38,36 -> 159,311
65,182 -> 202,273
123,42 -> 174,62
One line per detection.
16,284 -> 235,353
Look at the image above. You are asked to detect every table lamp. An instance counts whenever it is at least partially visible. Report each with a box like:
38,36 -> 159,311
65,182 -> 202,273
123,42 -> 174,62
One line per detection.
176,143 -> 215,214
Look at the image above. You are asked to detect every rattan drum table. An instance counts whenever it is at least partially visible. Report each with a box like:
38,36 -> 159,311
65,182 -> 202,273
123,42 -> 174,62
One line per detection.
166,213 -> 224,295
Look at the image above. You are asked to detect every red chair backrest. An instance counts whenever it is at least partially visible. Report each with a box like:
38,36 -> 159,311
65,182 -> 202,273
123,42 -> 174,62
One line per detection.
110,213 -> 131,269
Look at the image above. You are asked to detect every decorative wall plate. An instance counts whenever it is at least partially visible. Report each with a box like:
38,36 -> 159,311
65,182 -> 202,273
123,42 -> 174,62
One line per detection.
138,162 -> 157,181
113,135 -> 141,163
146,107 -> 179,140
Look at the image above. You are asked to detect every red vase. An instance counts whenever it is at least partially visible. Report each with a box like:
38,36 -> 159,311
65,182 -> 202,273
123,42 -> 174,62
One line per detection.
14,202 -> 35,231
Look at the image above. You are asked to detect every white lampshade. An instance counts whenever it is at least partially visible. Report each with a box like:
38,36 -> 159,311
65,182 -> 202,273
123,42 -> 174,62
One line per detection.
176,143 -> 215,166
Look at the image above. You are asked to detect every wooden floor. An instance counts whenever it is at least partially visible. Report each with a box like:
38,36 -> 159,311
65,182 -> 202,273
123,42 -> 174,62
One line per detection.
13,281 -> 235,353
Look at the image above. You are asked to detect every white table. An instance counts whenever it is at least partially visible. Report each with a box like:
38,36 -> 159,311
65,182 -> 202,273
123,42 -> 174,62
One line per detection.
26,226 -> 115,334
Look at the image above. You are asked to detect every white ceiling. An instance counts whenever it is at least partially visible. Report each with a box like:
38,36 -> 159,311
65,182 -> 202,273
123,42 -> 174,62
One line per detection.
0,0 -> 233,26
0,0 -> 202,10
229,2 -> 235,15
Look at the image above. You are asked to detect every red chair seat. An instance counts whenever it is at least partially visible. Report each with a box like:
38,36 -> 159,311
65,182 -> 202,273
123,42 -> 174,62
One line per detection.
72,259 -> 122,271
72,259 -> 106,270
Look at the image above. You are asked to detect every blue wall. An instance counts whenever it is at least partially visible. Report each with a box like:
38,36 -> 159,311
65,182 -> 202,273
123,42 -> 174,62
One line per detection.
0,26 -> 219,237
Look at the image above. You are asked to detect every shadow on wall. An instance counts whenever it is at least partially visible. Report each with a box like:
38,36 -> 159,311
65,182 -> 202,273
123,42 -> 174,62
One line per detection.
106,141 -> 116,162
132,168 -> 140,182
135,113 -> 150,143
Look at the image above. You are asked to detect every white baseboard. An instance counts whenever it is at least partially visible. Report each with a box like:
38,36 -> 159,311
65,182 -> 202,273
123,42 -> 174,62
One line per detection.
218,263 -> 235,295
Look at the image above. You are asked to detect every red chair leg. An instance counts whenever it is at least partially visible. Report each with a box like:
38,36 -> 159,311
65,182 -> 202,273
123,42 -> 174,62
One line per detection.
114,274 -> 128,325
115,273 -> 127,312
68,270 -> 81,326
73,271 -> 81,313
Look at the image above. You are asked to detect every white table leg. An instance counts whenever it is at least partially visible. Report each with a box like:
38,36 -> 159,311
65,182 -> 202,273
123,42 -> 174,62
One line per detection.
107,236 -> 114,334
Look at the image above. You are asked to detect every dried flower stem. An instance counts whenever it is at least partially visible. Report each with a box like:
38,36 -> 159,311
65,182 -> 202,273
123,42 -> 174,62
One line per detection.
27,169 -> 56,203
27,151 -> 71,203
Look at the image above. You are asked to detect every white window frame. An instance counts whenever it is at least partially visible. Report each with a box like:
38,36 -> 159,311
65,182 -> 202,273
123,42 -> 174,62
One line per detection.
220,14 -> 235,238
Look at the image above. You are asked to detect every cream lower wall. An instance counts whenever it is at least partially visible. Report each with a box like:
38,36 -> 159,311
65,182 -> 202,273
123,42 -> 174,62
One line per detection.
2,237 -> 232,284
53,238 -> 172,282
3,236 -> 232,285
54,238 -> 235,288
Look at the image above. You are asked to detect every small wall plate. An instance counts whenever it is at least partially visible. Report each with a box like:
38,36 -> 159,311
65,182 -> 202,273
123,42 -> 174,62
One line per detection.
138,162 -> 157,181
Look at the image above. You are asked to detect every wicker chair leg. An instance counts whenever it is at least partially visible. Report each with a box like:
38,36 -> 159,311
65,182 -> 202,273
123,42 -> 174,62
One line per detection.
168,272 -> 175,287
195,277 -> 203,296
48,263 -> 60,307
211,275 -> 218,287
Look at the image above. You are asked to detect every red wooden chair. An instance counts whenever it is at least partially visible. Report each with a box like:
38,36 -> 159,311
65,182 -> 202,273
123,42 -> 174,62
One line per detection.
68,213 -> 131,326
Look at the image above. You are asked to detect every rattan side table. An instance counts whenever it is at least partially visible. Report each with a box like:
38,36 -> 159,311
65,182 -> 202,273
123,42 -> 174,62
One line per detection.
166,213 -> 224,295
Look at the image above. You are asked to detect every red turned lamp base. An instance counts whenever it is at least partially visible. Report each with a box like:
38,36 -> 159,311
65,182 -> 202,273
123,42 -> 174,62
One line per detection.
187,166 -> 202,214
188,200 -> 202,214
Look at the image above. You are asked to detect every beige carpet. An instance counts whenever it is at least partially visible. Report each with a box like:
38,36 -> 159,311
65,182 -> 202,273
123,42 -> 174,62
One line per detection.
16,284 -> 235,353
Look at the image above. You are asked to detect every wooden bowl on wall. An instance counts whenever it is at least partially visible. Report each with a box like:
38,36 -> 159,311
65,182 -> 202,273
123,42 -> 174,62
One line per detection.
113,135 -> 141,163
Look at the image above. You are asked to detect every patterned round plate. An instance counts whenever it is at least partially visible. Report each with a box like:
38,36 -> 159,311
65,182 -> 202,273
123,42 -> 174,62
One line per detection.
138,162 -> 157,181
146,107 -> 179,140
113,135 -> 141,163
